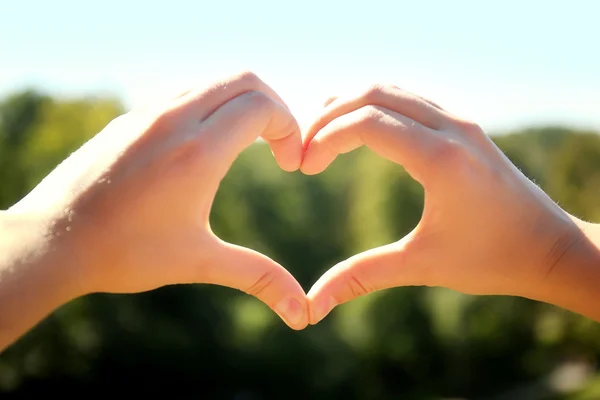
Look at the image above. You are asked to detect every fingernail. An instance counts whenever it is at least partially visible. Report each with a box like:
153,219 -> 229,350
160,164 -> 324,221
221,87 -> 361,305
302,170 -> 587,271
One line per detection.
274,297 -> 304,326
312,296 -> 337,325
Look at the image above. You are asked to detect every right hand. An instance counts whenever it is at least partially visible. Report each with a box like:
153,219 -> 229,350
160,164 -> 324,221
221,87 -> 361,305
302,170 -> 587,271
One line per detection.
301,84 -> 592,324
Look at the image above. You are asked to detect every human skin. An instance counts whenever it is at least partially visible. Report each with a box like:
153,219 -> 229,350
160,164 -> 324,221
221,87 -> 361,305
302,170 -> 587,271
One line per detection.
0,72 -> 309,352
301,85 -> 600,325
1,77 -> 598,353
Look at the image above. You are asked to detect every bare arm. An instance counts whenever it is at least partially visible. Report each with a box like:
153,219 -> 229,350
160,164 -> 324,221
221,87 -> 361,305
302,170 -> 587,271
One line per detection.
0,72 -> 310,352
0,212 -> 80,351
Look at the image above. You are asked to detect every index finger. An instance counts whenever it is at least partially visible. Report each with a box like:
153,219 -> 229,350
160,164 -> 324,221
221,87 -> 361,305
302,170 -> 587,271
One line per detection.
303,85 -> 450,151
170,71 -> 292,122
160,72 -> 302,172
300,105 -> 440,183
202,90 -> 301,173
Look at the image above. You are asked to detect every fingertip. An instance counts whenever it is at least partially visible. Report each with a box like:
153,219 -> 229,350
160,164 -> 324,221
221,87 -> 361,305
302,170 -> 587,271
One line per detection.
272,148 -> 301,172
208,241 -> 309,330
267,280 -> 309,330
280,163 -> 300,173
275,295 -> 309,330
299,142 -> 330,175
307,293 -> 337,325
267,122 -> 303,173
271,140 -> 301,172
299,164 -> 323,176
306,274 -> 338,325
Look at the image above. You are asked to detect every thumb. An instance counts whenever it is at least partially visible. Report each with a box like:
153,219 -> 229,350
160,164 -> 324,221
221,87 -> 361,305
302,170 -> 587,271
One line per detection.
205,239 -> 308,330
307,232 -> 427,325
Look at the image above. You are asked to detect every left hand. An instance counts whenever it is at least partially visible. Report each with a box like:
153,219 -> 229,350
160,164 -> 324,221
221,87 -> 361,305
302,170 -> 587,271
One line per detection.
7,72 -> 309,330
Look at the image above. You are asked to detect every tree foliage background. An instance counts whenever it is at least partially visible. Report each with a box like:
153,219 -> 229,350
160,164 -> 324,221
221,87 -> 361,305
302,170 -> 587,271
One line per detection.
1,90 -> 600,399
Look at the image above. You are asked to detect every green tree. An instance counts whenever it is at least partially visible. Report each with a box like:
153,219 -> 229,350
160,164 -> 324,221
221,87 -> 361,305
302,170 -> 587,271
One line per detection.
1,89 -> 599,399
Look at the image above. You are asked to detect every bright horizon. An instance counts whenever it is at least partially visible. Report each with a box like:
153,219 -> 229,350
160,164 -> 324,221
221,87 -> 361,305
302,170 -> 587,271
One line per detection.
1,0 -> 599,134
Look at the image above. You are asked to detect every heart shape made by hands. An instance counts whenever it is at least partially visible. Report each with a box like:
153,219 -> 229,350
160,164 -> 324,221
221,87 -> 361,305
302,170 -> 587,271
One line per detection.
19,74 -> 574,336
0,73 -> 593,356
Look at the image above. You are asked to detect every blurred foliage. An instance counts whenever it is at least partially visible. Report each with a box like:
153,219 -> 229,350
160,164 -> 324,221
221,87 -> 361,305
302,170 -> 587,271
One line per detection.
0,89 -> 599,399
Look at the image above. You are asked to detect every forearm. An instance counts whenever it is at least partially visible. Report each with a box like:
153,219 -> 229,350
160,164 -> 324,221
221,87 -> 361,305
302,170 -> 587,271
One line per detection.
536,218 -> 600,321
0,212 -> 78,352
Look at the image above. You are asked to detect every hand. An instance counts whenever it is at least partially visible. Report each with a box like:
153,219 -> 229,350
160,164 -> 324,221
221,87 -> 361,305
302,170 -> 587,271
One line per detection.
6,72 -> 309,330
301,84 -> 592,324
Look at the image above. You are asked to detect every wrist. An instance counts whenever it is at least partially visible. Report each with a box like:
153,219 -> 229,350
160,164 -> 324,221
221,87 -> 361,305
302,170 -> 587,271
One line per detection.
535,217 -> 600,321
0,210 -> 84,349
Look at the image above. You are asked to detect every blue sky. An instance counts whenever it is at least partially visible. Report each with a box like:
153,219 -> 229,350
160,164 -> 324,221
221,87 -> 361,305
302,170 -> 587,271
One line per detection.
1,0 -> 599,133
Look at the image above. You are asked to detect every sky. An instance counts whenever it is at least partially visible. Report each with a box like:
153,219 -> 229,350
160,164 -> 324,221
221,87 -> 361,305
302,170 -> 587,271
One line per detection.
1,0 -> 599,133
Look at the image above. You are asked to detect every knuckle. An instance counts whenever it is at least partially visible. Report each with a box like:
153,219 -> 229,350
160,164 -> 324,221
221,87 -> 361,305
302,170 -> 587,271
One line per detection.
242,89 -> 271,103
430,138 -> 469,166
149,108 -> 178,133
245,272 -> 277,298
231,70 -> 262,87
238,90 -> 275,112
345,275 -> 371,299
356,105 -> 385,128
454,118 -> 485,138
362,84 -> 387,102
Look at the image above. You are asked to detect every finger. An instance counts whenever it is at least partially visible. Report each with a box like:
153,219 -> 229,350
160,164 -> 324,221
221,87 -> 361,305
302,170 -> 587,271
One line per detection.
303,85 -> 449,149
172,71 -> 291,122
206,239 -> 308,330
418,96 -> 444,111
307,233 -> 427,325
300,105 -> 438,181
202,90 -> 302,173
390,85 -> 445,111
